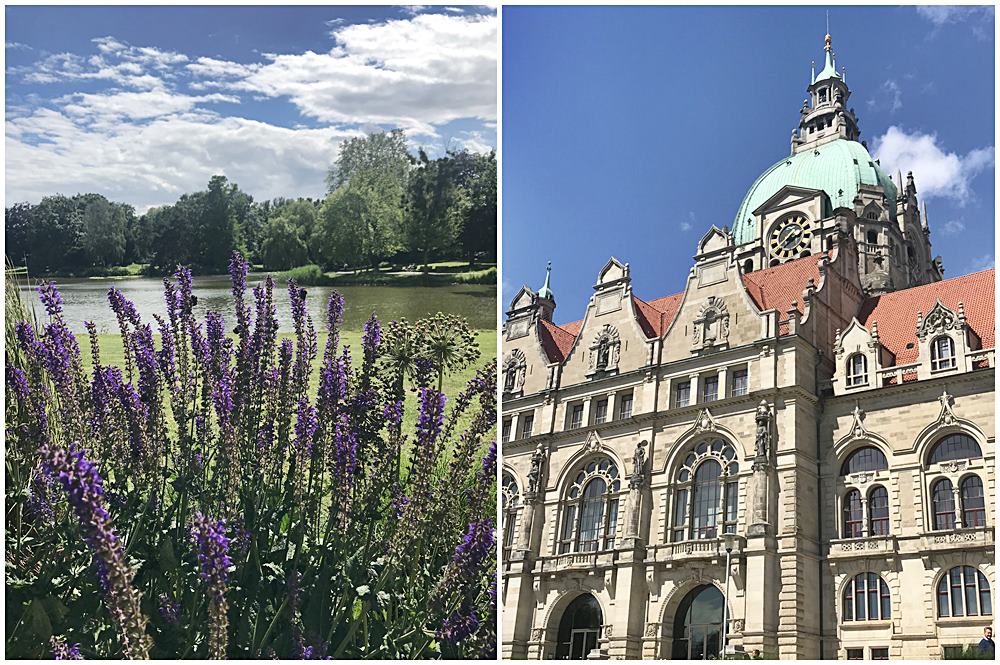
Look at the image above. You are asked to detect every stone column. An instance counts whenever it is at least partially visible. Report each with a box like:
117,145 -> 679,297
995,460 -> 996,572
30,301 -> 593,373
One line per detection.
743,400 -> 779,656
517,441 -> 548,555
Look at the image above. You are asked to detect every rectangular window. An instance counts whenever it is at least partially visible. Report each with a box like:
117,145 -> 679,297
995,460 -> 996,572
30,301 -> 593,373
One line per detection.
502,419 -> 511,443
731,369 -> 748,396
520,413 -> 534,439
723,481 -> 738,534
618,393 -> 633,420
594,399 -> 608,425
871,648 -> 889,660
558,505 -> 576,554
675,381 -> 691,408
846,648 -> 863,660
702,375 -> 718,403
942,647 -> 963,659
570,404 -> 584,429
604,498 -> 619,549
671,489 -> 688,542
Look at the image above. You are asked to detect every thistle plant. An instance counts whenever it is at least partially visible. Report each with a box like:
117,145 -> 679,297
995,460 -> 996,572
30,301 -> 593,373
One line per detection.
5,251 -> 497,659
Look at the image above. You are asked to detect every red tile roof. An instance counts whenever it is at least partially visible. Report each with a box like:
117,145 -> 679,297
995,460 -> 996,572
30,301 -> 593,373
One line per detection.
539,319 -> 578,363
859,268 -> 995,365
741,252 -> 828,317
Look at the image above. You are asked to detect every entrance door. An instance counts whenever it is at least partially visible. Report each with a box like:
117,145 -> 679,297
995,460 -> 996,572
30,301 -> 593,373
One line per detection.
671,585 -> 725,660
555,594 -> 603,659
569,628 -> 599,659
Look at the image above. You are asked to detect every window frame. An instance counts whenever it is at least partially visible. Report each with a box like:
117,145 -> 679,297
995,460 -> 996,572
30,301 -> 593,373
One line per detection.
670,439 -> 740,542
618,393 -> 633,420
520,413 -> 534,439
930,335 -> 957,372
846,353 -> 868,388
674,381 -> 691,408
937,566 -> 992,618
843,572 -> 891,622
701,375 -> 719,403
730,369 -> 748,397
931,477 -> 956,531
960,475 -> 986,528
570,403 -> 584,430
558,457 -> 623,554
594,399 -> 608,425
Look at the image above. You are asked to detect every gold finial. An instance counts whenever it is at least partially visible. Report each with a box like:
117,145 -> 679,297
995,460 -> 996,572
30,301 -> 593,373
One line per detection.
825,33 -> 832,51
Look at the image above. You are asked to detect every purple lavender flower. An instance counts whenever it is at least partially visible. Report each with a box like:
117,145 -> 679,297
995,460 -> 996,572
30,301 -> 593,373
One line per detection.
382,400 -> 404,429
362,313 -> 381,362
191,512 -> 231,658
107,288 -> 141,328
50,636 -> 83,660
415,388 -> 447,450
332,413 -> 358,480
293,398 -> 318,457
327,290 -> 345,334
38,282 -> 65,319
39,442 -> 151,658
452,519 -> 495,573
191,512 -> 232,600
158,593 -> 180,626
437,606 -> 480,645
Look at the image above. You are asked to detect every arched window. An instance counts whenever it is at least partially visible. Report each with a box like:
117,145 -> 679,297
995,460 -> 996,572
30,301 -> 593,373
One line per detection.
843,489 -> 864,538
671,440 -> 739,541
937,567 -> 992,618
931,336 -> 956,371
867,229 -> 878,243
843,573 -> 891,622
743,259 -> 754,274
960,476 -> 986,528
927,434 -> 982,465
846,354 -> 868,388
502,471 -> 520,551
840,446 -> 888,476
559,457 -> 621,554
931,478 -> 956,530
868,486 -> 890,536
555,594 -> 603,660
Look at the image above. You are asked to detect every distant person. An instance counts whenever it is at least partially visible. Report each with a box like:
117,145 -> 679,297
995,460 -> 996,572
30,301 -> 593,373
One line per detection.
751,649 -> 761,659
978,627 -> 994,657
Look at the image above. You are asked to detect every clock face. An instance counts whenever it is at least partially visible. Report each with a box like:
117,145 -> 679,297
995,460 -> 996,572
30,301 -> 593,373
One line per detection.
769,214 -> 813,260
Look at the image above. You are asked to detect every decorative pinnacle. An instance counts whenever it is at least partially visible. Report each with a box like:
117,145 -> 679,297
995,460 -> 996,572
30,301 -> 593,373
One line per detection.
825,33 -> 832,51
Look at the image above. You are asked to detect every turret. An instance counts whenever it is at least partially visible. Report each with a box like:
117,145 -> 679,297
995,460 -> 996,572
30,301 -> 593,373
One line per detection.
536,262 -> 556,322
795,33 -> 861,153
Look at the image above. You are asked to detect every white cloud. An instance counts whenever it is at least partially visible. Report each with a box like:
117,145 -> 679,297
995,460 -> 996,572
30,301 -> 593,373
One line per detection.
680,211 -> 695,232
968,254 -> 995,273
5,41 -> 31,50
449,130 -> 494,154
191,13 -> 496,132
59,90 -> 239,122
867,79 -> 902,113
871,126 -> 994,205
915,6 -> 993,26
941,219 -> 966,235
6,109 -> 358,212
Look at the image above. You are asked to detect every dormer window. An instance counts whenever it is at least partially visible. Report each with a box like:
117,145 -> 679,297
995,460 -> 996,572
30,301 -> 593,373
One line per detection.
931,335 -> 956,371
846,353 -> 868,387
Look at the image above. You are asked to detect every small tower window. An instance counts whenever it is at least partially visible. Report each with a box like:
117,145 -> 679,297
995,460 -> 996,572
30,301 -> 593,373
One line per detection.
931,336 -> 956,371
819,88 -> 827,103
743,259 -> 754,273
846,353 -> 868,387
867,230 -> 878,244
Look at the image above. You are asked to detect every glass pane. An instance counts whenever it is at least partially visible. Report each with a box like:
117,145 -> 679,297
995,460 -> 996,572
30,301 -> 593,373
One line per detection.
933,480 -> 955,530
928,434 -> 983,464
978,571 -> 992,615
691,460 -> 721,539
937,578 -> 950,617
841,446 -> 888,475
951,568 -> 964,617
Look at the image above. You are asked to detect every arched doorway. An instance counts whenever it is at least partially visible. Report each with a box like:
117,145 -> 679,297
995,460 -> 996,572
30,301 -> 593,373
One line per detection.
555,594 -> 602,659
671,584 -> 725,660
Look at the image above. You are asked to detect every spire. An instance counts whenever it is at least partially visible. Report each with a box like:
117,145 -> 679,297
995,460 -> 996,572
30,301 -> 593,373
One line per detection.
537,261 -> 554,301
921,201 -> 929,230
814,32 -> 842,84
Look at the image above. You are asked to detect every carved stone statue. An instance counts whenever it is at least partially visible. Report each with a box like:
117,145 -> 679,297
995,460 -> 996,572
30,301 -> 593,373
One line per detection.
754,400 -> 772,461
632,440 -> 647,479
526,441 -> 546,496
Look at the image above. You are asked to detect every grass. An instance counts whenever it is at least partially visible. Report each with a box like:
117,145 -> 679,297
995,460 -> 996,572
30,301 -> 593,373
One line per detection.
81,329 -> 497,437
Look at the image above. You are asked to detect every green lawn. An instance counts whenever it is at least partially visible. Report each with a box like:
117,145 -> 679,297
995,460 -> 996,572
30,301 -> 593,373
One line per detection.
83,329 -> 497,438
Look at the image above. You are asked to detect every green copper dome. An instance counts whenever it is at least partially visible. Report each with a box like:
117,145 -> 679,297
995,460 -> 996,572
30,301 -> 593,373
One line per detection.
732,139 -> 897,245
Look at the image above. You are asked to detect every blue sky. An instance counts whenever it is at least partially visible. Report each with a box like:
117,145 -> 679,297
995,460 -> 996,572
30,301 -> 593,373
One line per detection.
503,5 -> 995,324
5,5 -> 496,211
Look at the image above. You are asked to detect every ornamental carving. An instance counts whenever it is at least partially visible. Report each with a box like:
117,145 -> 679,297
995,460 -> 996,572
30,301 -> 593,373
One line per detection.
525,441 -> 547,499
692,296 -> 730,351
941,460 -> 967,474
644,623 -> 659,638
604,625 -> 613,638
588,324 -> 621,373
695,408 -> 717,432
629,440 -> 647,489
530,628 -> 543,641
754,400 -> 773,462
916,299 -> 964,341
502,348 -> 527,395
731,619 -> 745,633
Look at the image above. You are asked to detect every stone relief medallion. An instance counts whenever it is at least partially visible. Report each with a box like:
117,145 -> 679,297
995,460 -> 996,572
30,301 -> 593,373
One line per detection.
731,618 -> 745,633
530,628 -> 543,641
941,460 -> 967,474
604,625 -> 613,638
644,623 -> 659,638
692,296 -> 730,351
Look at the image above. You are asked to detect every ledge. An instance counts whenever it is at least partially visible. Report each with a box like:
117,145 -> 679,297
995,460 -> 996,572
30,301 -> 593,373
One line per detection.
827,535 -> 897,559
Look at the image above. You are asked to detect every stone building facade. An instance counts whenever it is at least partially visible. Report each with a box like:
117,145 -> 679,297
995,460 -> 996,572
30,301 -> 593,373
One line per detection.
500,35 -> 995,660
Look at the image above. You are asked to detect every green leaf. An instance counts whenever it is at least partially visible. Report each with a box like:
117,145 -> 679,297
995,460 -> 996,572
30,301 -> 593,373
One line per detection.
27,599 -> 52,639
159,538 -> 178,572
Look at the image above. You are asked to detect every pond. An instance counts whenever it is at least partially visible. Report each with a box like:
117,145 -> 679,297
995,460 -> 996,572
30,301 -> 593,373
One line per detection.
17,274 -> 497,333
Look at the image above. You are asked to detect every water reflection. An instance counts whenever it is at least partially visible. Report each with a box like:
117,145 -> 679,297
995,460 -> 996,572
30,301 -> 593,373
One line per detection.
18,274 -> 496,333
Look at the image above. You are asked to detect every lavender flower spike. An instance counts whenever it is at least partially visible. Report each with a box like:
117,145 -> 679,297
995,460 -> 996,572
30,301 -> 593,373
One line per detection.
50,636 -> 83,660
191,512 -> 231,659
40,442 -> 152,659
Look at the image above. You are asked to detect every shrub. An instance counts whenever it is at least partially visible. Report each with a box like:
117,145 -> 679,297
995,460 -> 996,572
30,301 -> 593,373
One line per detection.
280,264 -> 327,286
5,251 -> 496,659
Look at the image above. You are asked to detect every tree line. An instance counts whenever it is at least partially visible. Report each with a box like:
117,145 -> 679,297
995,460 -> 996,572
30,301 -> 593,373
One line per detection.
4,130 -> 496,275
